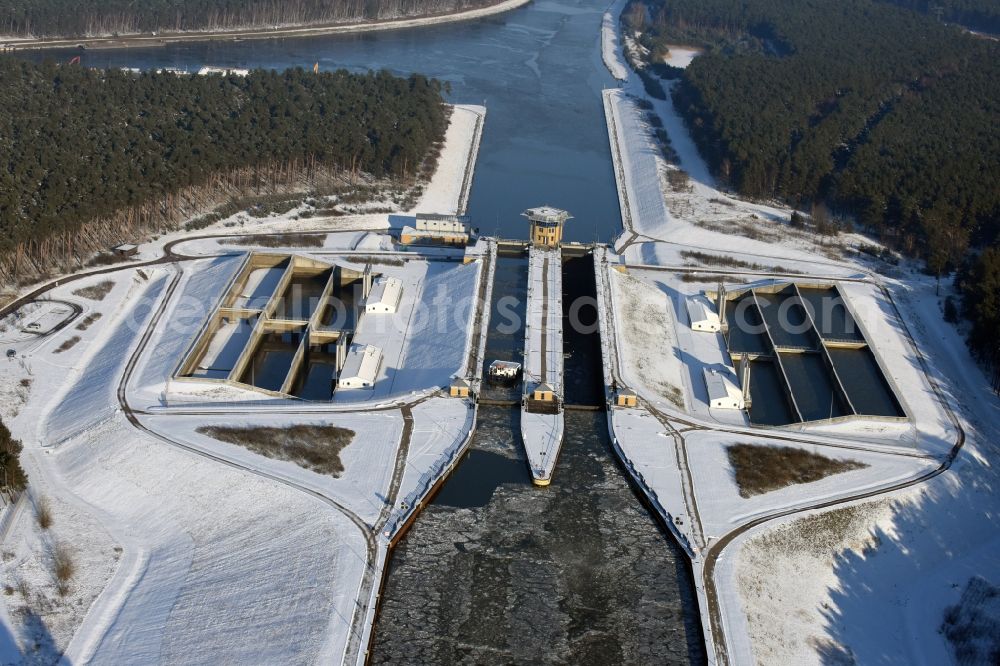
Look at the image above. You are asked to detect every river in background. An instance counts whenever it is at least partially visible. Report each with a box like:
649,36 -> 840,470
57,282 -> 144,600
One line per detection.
19,0 -> 623,241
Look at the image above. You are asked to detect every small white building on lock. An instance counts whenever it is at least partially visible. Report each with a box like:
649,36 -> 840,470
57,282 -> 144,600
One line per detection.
703,367 -> 745,410
337,345 -> 383,389
687,296 -> 722,332
365,277 -> 403,314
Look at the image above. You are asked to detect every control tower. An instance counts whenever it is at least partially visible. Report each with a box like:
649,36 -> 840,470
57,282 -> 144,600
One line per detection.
522,206 -> 572,248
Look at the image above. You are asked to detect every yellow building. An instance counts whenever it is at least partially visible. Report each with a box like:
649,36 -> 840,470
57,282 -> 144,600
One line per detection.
449,378 -> 471,398
522,206 -> 572,248
532,382 -> 557,402
614,389 -> 638,408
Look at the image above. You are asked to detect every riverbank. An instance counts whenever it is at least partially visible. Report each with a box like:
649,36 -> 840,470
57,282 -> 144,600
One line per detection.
0,0 -> 532,51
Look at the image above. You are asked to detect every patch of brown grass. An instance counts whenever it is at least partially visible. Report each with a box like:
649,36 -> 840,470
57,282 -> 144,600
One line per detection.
72,280 -> 115,301
75,313 -> 102,331
727,443 -> 867,498
679,272 -> 748,284
53,336 -> 81,354
51,543 -> 75,597
680,250 -> 790,273
35,498 -> 52,530
197,425 -> 355,477
227,233 -> 325,248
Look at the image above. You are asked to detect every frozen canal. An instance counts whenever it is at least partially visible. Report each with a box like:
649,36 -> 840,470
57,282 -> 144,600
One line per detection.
370,257 -> 705,663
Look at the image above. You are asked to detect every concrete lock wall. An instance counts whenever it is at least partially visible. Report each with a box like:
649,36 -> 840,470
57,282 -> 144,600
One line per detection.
174,252 -> 374,399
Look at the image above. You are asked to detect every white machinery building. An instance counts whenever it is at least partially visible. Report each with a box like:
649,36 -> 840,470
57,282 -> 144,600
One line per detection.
365,277 -> 403,314
400,214 -> 472,246
337,345 -> 383,389
703,367 -> 745,410
687,296 -> 722,332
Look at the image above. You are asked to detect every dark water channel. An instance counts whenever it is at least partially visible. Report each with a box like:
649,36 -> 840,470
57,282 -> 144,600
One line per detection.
370,256 -> 705,664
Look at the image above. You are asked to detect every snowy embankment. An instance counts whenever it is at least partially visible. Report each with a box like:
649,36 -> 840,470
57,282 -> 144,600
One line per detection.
601,0 -> 629,81
383,398 -> 477,538
412,104 -> 485,216
0,0 -> 533,48
716,496 -> 903,666
42,272 -> 169,445
603,88 -> 673,243
601,42 -> 873,273
607,267 -> 687,410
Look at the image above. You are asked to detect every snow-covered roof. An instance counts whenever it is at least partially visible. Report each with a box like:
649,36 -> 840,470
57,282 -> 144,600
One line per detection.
366,277 -> 403,310
522,206 -> 573,224
401,225 -> 468,239
524,248 -> 563,393
198,66 -> 250,76
687,297 -> 721,329
451,377 -> 470,388
338,345 -> 382,387
416,213 -> 470,223
535,382 -> 555,393
703,367 -> 744,407
413,216 -> 470,233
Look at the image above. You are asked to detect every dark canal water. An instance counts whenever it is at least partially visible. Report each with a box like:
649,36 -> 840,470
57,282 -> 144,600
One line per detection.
370,256 -> 705,664
20,0 -> 623,241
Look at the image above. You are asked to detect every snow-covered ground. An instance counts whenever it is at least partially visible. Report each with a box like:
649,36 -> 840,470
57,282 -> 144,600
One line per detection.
412,105 -> 485,216
685,431 -> 936,540
662,45 -> 702,70
718,497 -> 901,665
601,0 -> 629,81
607,266 -> 687,410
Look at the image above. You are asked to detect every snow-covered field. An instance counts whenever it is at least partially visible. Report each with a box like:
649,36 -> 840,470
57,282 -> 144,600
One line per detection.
662,45 -> 702,69
720,497 -> 901,665
608,267 -> 687,410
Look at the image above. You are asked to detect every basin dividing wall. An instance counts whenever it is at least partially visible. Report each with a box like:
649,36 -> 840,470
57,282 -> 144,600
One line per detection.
174,252 -> 379,401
